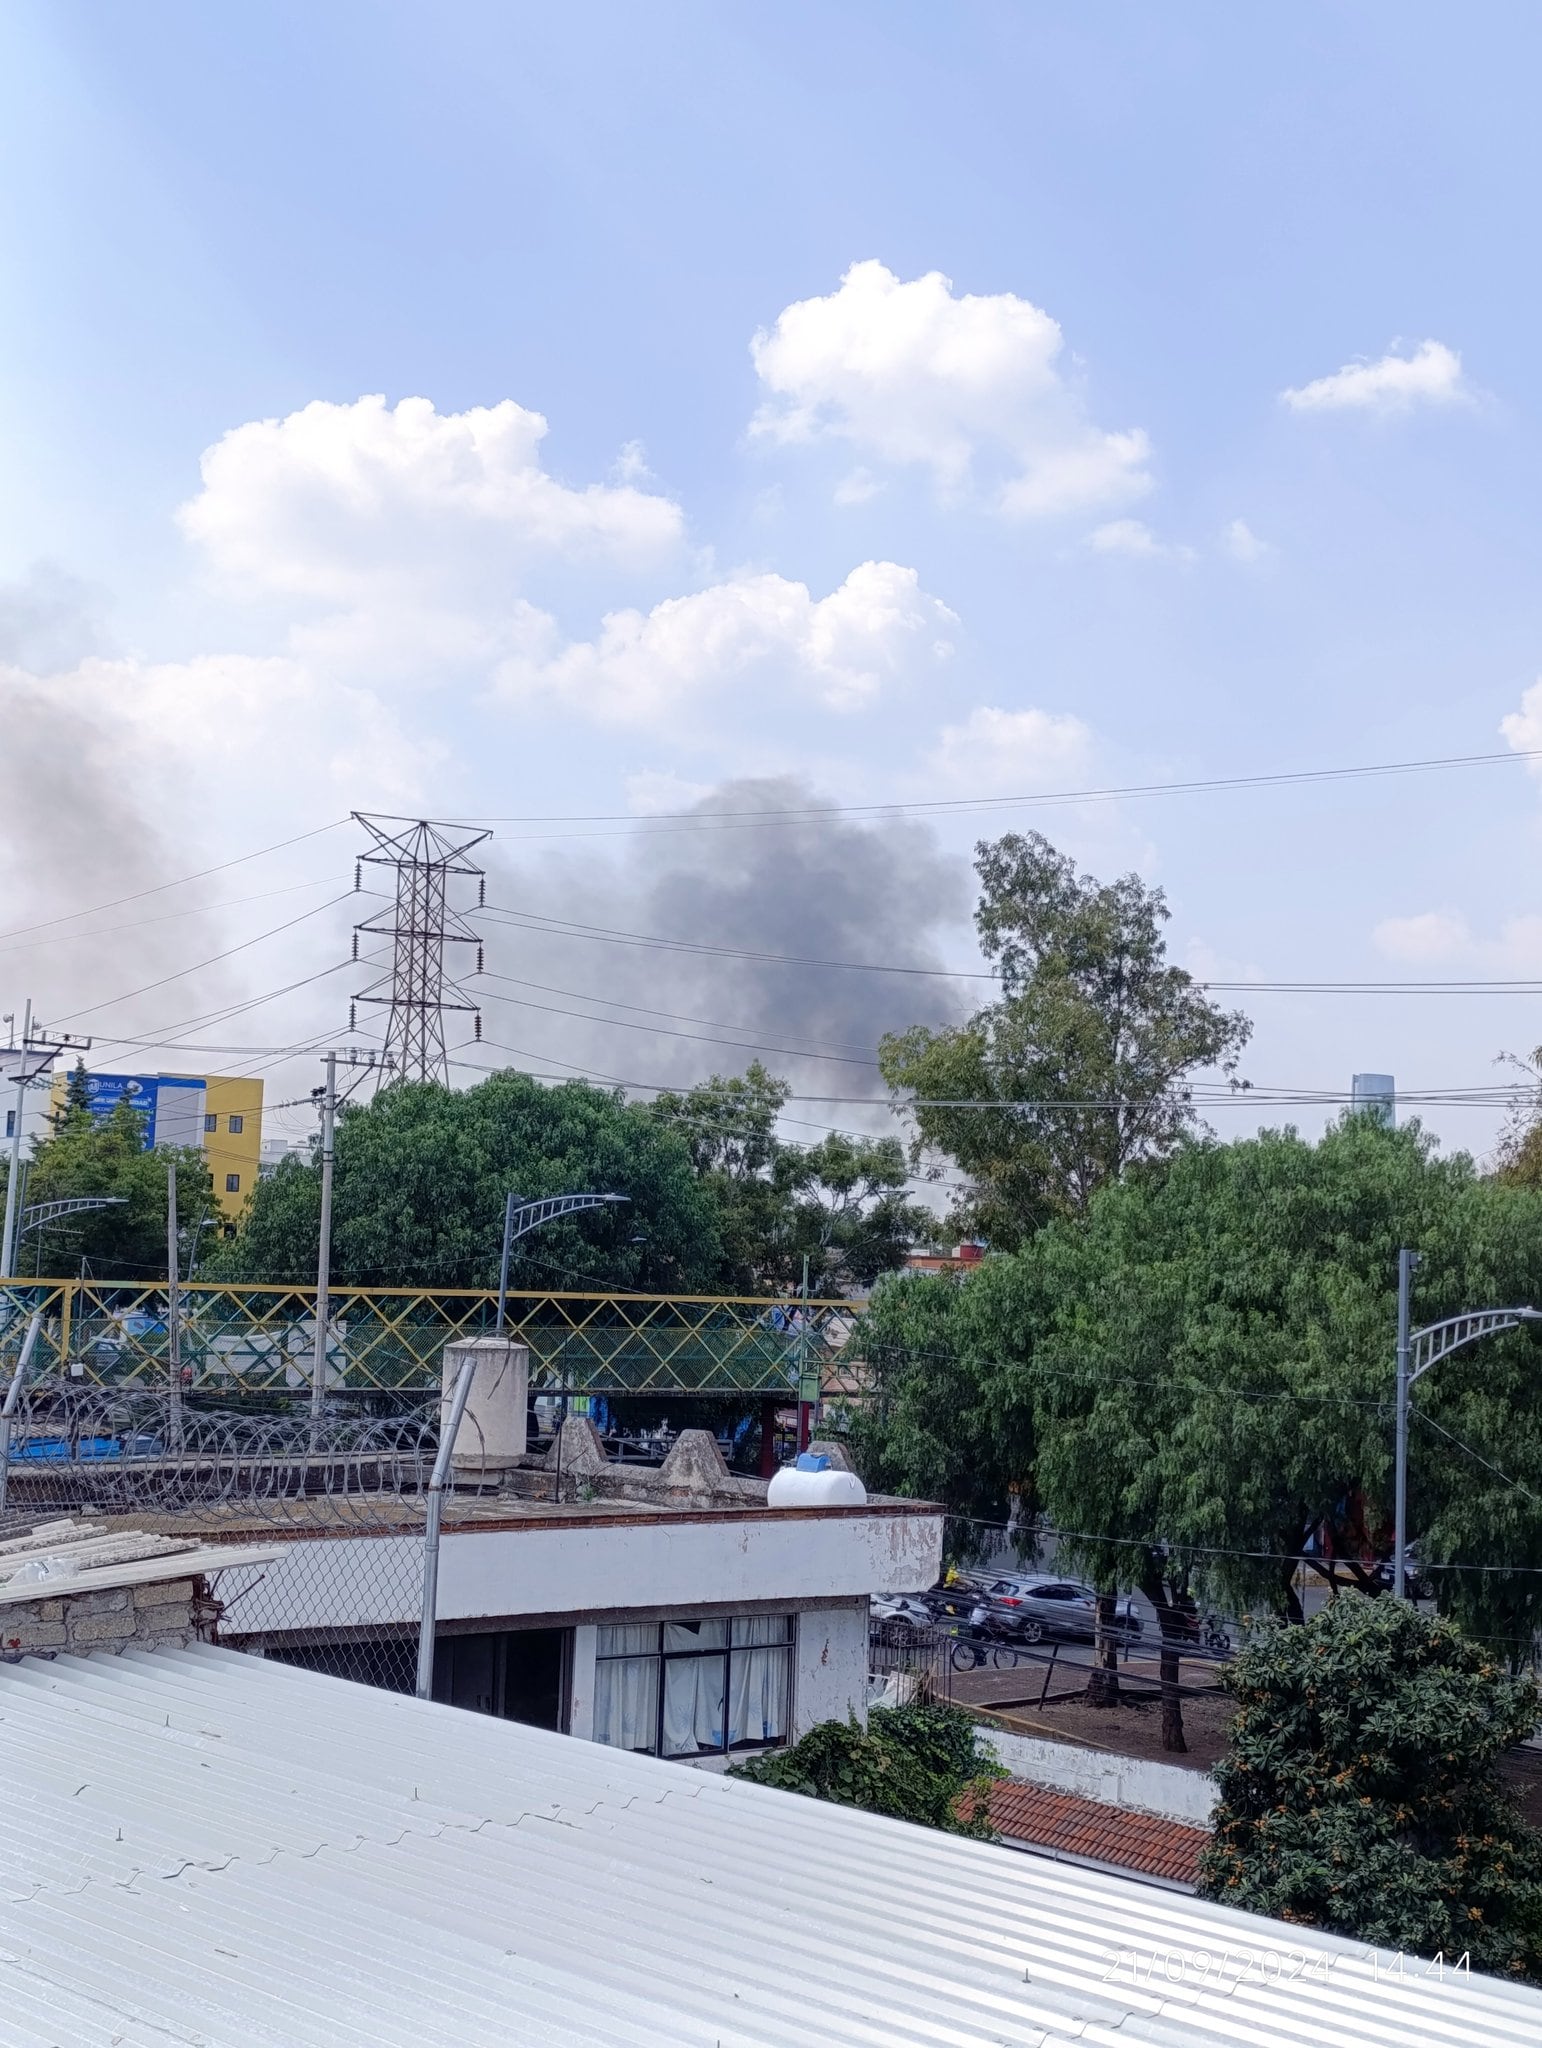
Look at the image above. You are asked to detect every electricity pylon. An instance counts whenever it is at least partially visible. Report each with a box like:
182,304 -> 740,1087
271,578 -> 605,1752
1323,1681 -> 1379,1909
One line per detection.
350,815 -> 489,1086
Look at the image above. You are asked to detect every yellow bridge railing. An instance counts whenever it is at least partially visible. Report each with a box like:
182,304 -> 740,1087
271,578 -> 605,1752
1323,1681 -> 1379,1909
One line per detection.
0,1279 -> 860,1399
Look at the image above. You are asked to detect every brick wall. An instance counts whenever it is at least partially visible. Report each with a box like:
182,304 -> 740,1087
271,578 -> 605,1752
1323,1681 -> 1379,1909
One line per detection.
0,1577 -> 213,1660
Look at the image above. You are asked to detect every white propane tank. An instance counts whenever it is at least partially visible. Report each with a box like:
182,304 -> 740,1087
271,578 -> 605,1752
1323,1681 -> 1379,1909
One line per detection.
767,1451 -> 867,1507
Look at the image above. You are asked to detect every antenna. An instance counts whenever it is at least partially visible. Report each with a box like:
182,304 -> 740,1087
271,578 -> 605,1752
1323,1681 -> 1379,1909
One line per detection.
350,815 -> 489,1086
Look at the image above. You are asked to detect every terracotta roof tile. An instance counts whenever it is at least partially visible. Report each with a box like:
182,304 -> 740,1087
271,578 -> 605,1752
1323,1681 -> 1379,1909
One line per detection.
980,1780 -> 1207,1886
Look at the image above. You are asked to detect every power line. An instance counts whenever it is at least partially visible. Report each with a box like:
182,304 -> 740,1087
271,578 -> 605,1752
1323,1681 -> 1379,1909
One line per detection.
482,902 -> 1542,999
0,874 -> 365,959
373,744 -> 1542,839
48,895 -> 356,1028
941,1511 -> 1542,1576
475,967 -> 882,1056
482,902 -> 991,980
1412,1408 -> 1542,1508
474,985 -> 882,1068
0,819 -> 349,947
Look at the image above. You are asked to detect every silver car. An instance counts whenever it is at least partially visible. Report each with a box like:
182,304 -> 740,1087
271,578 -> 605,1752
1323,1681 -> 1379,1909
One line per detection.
969,1574 -> 1143,1646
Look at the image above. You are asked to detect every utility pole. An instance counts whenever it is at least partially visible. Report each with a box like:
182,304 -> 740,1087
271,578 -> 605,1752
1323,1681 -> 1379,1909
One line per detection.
0,1000 -> 30,1281
310,1051 -> 337,1439
1392,1248 -> 1416,1603
166,1157 -> 182,1453
796,1253 -> 814,1454
496,1190 -> 516,1334
1,1007 -> 91,1279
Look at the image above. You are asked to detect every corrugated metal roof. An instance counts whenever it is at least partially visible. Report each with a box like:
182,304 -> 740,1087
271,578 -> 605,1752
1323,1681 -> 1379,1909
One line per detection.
0,1644 -> 1535,2047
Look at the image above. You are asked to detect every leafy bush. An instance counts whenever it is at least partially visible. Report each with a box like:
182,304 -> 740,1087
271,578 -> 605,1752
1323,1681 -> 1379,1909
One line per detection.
1198,1596 -> 1542,1979
730,1702 -> 1004,1838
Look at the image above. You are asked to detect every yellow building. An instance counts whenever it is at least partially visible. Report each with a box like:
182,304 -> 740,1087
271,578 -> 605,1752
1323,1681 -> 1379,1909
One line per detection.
200,1076 -> 264,1219
51,1069 -> 264,1220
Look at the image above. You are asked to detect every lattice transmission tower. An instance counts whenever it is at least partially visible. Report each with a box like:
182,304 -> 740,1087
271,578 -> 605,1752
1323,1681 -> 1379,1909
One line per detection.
350,814 -> 489,1086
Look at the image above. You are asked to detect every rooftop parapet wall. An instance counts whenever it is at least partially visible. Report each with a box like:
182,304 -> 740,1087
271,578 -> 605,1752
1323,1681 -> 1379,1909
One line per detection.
1,1576 -> 217,1659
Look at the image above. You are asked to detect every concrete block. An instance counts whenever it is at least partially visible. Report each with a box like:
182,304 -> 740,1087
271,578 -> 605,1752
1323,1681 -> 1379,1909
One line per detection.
4,1623 -> 66,1649
133,1604 -> 193,1636
73,1588 -> 131,1616
133,1579 -> 195,1607
657,1430 -> 733,1500
37,1599 -> 65,1621
542,1413 -> 608,1477
68,1611 -> 136,1644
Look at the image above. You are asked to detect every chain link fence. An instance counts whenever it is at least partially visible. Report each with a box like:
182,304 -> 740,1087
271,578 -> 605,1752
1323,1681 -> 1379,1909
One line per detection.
0,1368 -> 493,1697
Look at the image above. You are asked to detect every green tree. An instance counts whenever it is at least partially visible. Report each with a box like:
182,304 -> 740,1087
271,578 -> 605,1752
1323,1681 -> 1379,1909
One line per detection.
9,1098 -> 213,1277
849,1114 -> 1542,1744
651,1063 -> 932,1293
212,1070 -> 722,1290
1199,1598 -> 1542,1980
650,1064 -> 792,1290
879,832 -> 1251,1249
730,1701 -> 1003,1838
781,1131 -> 934,1294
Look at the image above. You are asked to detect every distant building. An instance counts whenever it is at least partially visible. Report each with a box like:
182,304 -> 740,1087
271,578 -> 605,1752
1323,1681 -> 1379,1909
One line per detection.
0,1048 -> 55,1155
50,1070 -> 264,1218
1351,1072 -> 1396,1127
259,1134 -> 312,1178
904,1241 -> 986,1278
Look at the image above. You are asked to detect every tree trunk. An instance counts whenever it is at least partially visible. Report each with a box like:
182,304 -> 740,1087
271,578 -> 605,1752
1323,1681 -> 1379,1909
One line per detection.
1282,1562 -> 1304,1624
1086,1590 -> 1121,1707
1157,1633 -> 1186,1753
1137,1557 -> 1188,1753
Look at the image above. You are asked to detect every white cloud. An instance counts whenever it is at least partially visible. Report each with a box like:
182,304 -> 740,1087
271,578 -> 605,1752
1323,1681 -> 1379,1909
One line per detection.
1087,518 -> 1195,562
1501,678 -> 1542,772
833,467 -> 884,506
1281,340 -> 1468,415
1373,910 -> 1472,964
932,705 -> 1093,794
1372,907 -> 1542,976
178,393 -> 685,603
496,561 -> 956,727
1221,518 -> 1270,562
750,260 -> 1152,517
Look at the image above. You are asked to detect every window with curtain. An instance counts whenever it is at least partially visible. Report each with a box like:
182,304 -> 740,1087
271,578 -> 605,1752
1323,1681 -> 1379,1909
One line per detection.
593,1614 -> 792,1758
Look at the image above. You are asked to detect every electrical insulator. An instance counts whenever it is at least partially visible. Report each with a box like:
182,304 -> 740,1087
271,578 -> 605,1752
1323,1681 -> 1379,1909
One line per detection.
349,1001 -> 357,1030
354,861 -> 361,891
476,945 -> 484,973
478,877 -> 485,906
474,1012 -> 482,1041
351,932 -> 359,961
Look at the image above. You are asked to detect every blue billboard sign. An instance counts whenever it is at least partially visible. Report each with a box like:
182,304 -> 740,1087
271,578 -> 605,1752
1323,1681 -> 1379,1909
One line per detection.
78,1073 -> 205,1151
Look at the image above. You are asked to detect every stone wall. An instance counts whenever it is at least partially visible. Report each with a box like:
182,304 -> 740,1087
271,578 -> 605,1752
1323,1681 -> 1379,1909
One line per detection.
0,1576 -> 213,1661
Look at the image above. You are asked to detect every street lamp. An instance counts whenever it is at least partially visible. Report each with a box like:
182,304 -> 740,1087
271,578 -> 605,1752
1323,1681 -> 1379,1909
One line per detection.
494,1192 -> 632,1332
1392,1246 -> 1542,1600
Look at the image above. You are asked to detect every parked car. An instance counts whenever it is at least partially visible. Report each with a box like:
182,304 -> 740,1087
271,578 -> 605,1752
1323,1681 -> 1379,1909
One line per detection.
968,1575 -> 1144,1647
871,1594 -> 935,1628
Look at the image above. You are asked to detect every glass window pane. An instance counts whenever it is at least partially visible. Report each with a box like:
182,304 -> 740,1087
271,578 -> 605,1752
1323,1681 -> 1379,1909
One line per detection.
729,1644 -> 791,1748
661,1653 -> 727,1756
594,1656 -> 658,1753
597,1623 -> 659,1658
662,1617 -> 728,1652
731,1613 -> 792,1646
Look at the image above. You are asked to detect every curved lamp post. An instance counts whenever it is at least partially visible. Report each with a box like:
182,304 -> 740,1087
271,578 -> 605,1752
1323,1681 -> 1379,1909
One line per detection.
495,1192 -> 632,1331
1392,1247 -> 1542,1600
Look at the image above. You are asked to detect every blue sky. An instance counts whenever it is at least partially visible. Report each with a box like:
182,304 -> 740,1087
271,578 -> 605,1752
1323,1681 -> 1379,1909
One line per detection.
4,3 -> 1542,1156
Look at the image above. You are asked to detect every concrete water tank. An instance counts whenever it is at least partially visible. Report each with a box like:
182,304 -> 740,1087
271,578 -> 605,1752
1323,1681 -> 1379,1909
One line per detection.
440,1335 -> 529,1475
